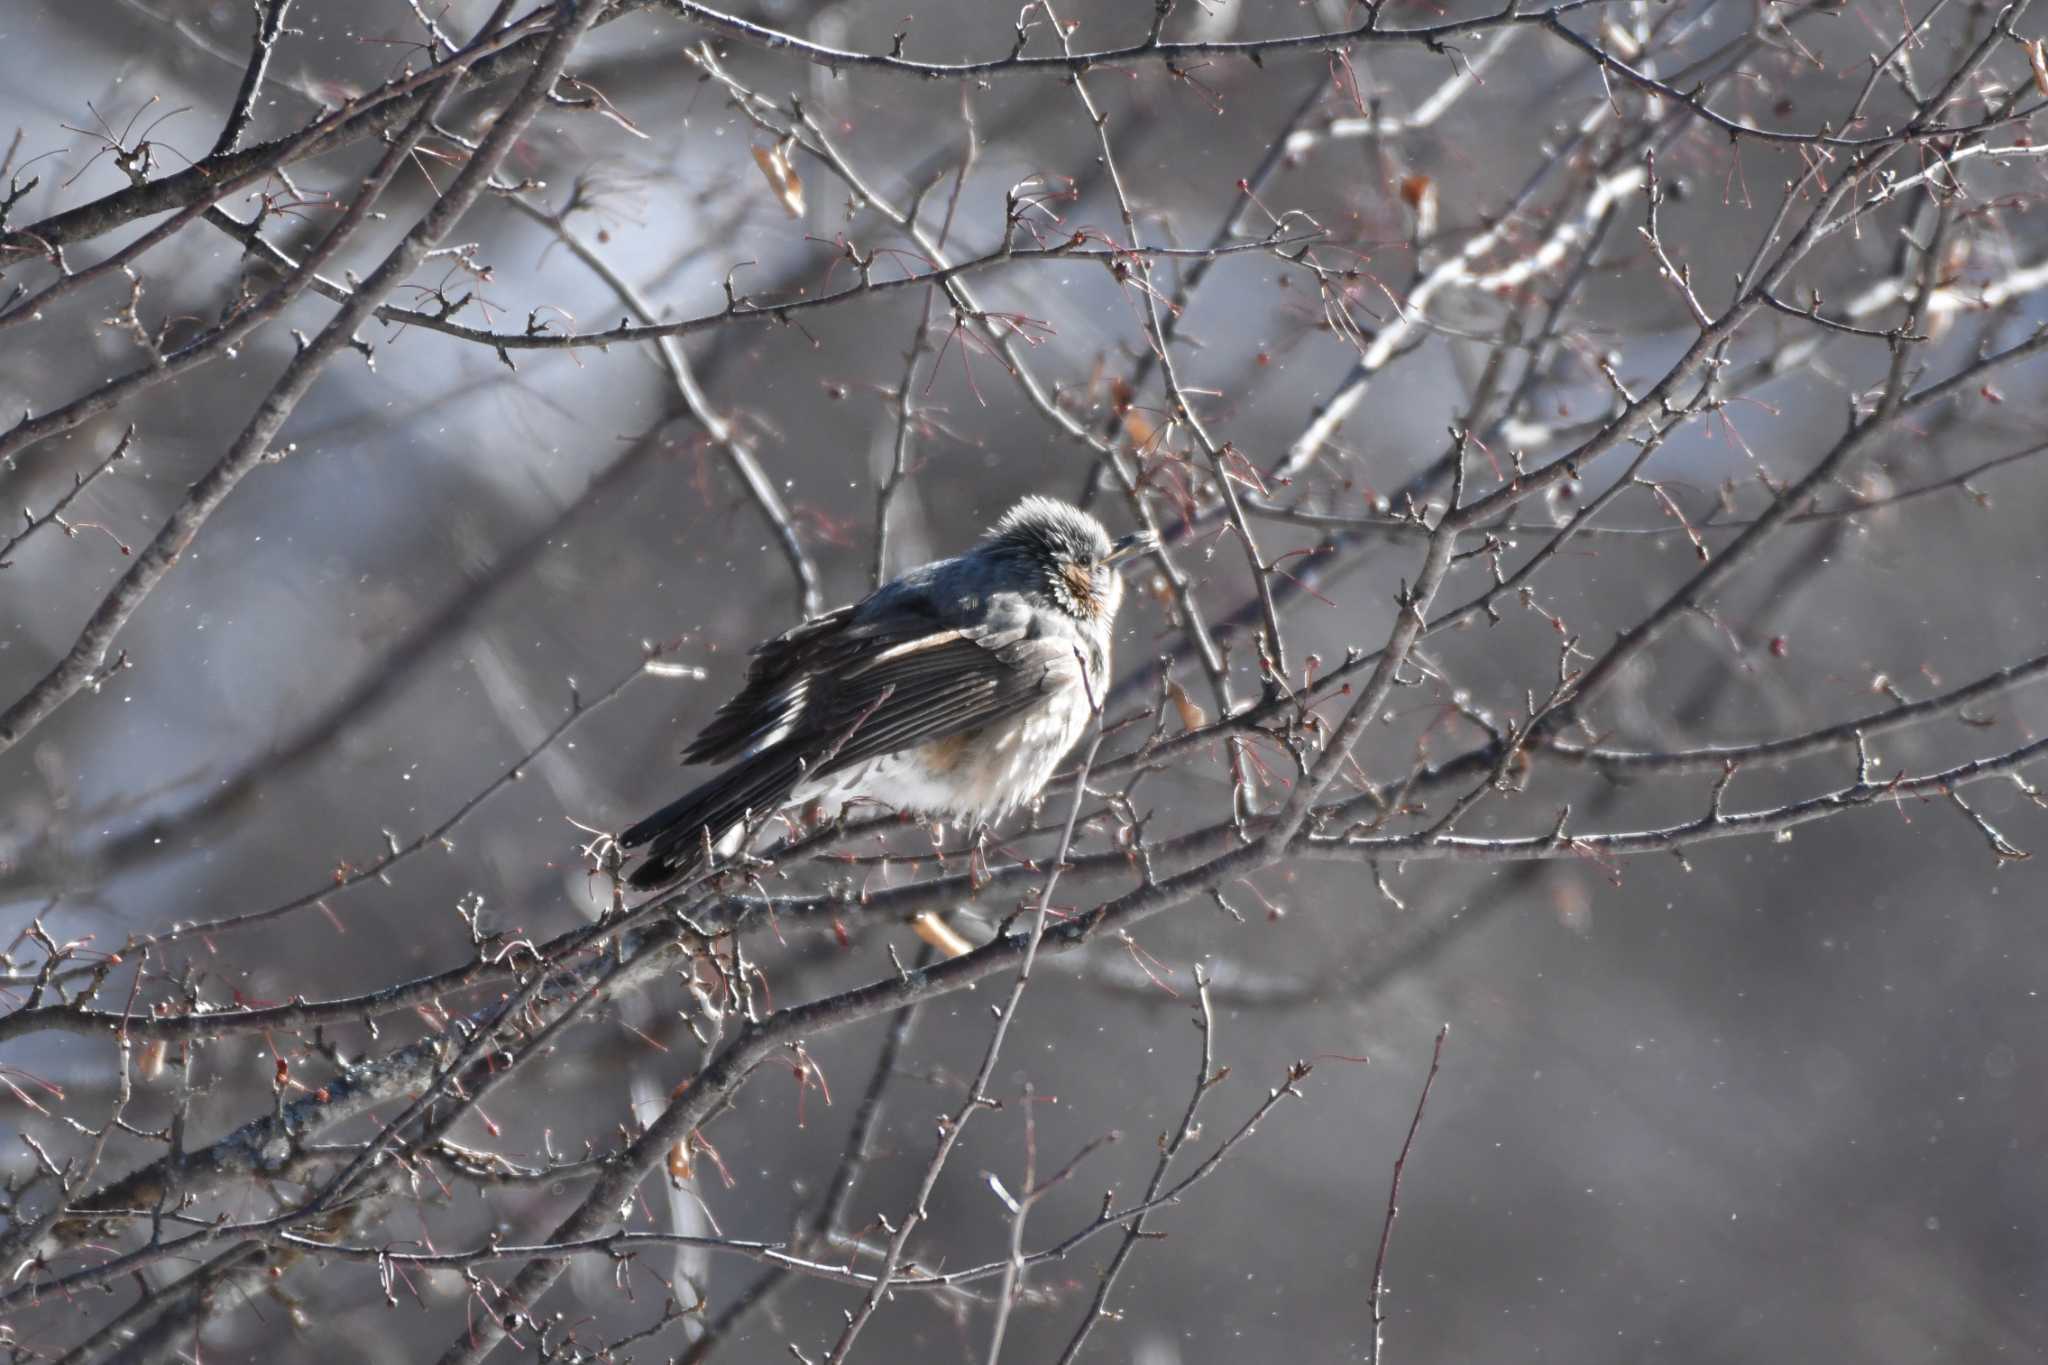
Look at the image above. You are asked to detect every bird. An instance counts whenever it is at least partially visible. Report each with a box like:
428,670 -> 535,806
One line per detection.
619,496 -> 1155,890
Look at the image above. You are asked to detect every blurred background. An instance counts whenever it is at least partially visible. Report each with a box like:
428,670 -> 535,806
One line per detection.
4,1 -> 2048,1360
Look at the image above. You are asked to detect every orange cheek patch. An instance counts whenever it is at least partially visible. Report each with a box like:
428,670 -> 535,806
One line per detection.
1062,563 -> 1096,612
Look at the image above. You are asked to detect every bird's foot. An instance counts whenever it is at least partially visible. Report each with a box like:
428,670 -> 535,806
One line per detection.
967,824 -> 994,891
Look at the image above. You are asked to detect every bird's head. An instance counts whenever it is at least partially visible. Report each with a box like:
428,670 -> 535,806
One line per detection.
982,495 -> 1156,624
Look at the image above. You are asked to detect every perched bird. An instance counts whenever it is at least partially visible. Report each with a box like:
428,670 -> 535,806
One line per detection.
620,496 -> 1154,890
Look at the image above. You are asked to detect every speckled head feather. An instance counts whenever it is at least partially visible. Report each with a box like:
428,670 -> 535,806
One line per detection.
982,495 -> 1115,566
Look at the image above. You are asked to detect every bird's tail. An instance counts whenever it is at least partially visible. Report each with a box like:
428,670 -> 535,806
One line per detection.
619,747 -> 808,890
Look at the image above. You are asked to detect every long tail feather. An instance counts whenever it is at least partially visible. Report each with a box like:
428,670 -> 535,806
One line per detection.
621,748 -> 807,889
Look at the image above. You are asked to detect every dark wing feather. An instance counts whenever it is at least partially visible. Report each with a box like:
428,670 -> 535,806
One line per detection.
801,625 -> 1075,777
681,604 -> 864,765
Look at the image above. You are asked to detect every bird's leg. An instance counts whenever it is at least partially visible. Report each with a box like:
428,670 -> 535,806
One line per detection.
967,821 -> 993,891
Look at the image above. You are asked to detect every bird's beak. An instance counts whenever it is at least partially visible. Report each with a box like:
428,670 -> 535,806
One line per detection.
1103,529 -> 1158,565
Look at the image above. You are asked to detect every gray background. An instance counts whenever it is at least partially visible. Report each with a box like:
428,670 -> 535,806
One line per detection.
3,1 -> 2047,1361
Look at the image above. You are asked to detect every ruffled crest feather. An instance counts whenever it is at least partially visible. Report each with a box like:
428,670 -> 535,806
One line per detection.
983,495 -> 1113,565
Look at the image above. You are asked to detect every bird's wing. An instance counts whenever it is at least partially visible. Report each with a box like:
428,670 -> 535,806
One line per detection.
805,622 -> 1086,777
681,594 -> 1085,775
680,604 -> 861,765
